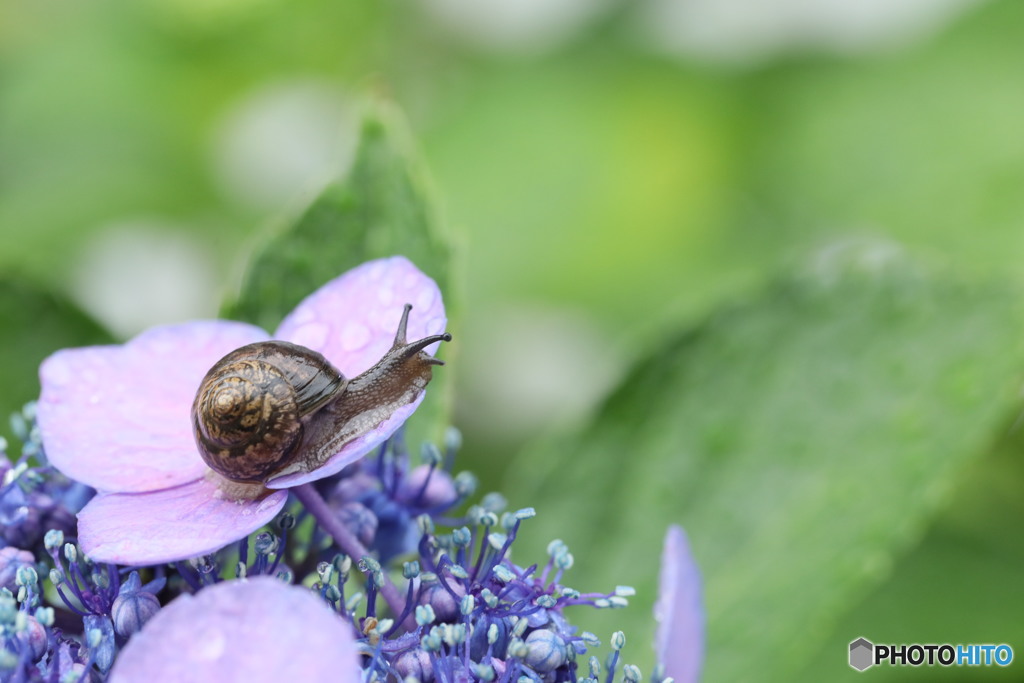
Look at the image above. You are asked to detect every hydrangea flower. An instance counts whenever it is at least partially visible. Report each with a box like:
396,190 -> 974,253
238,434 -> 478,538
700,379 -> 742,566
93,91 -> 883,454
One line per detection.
36,256 -> 447,567
3,400 -> 704,682
108,577 -> 359,682
98,520 -> 703,683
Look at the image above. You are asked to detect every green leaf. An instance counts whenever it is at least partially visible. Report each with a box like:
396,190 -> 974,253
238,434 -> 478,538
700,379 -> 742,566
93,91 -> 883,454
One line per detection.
0,276 -> 113,443
223,102 -> 457,442
507,246 -> 1024,681
794,419 -> 1024,682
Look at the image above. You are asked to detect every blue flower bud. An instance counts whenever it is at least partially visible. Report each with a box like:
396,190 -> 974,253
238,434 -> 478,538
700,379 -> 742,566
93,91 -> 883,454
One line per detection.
451,527 -> 471,547
44,529 -> 64,551
415,604 -> 436,626
34,607 -> 54,627
254,532 -> 278,556
480,588 -> 498,608
418,581 -> 463,622
460,594 -> 475,616
111,572 -> 160,637
534,595 -> 556,609
15,564 -> 38,588
492,564 -> 515,583
524,629 -> 567,673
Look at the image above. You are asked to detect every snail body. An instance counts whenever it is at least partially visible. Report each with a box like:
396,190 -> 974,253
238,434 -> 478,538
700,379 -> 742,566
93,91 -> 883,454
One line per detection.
192,304 -> 450,484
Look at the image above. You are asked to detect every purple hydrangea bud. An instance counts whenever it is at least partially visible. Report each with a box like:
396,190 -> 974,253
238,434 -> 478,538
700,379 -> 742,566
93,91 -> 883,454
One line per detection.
523,629 -> 567,673
111,571 -> 161,637
328,472 -> 380,506
337,502 -> 378,546
84,614 -> 116,674
0,546 -> 35,592
469,614 -> 510,660
418,581 -> 464,623
397,465 -> 458,509
16,614 -> 48,661
394,648 -> 433,682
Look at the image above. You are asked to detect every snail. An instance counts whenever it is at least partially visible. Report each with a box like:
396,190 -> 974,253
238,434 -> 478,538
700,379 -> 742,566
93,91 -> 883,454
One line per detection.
191,304 -> 451,484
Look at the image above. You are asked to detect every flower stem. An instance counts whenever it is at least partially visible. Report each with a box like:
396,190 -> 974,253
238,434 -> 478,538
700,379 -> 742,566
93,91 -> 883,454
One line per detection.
292,483 -> 406,618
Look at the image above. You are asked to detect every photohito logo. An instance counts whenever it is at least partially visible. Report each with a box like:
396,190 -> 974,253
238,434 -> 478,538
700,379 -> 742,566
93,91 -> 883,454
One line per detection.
848,637 -> 1013,671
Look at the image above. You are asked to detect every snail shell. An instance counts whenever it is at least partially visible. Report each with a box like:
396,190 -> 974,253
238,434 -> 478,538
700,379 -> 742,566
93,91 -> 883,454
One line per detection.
191,304 -> 450,484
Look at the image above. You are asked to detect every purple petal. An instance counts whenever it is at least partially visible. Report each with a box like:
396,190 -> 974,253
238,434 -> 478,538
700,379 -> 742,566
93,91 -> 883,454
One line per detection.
264,395 -> 424,489
38,322 -> 269,493
655,525 -> 704,683
77,478 -> 287,566
109,577 -> 360,683
276,255 -> 447,377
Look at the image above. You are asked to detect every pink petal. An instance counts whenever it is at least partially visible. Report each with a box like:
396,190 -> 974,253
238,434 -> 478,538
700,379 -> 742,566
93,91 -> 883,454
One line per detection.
78,478 -> 288,566
276,255 -> 447,377
655,525 -> 704,683
109,577 -> 360,683
38,322 -> 269,493
264,395 -> 423,489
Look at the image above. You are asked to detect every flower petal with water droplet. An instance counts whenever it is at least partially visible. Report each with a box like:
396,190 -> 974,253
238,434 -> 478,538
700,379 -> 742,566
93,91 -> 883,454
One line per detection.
109,577 -> 360,683
38,322 -> 268,493
77,478 -> 287,566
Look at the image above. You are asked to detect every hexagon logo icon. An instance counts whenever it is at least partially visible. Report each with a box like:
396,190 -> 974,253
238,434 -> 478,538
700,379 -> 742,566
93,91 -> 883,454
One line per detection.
849,637 -> 874,671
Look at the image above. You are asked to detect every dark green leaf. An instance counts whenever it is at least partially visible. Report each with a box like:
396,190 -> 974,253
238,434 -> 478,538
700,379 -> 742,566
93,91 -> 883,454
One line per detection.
0,276 -> 113,443
223,102 -> 456,441
508,248 -> 1024,681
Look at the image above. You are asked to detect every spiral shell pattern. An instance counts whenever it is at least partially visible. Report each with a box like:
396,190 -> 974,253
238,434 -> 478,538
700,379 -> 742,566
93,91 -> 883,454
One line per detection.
193,358 -> 303,482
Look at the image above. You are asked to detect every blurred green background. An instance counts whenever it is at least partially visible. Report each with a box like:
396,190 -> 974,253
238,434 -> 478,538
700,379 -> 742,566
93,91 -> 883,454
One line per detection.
3,0 -> 1024,679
